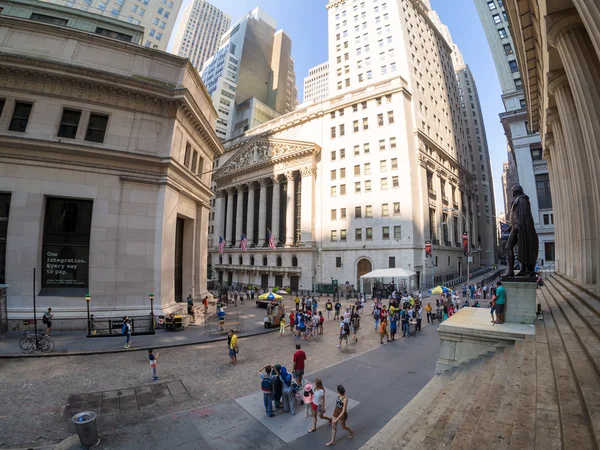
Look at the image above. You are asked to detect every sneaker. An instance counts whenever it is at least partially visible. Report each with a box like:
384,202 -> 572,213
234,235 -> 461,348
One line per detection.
152,376 -> 158,381
336,345 -> 341,348
268,414 -> 276,418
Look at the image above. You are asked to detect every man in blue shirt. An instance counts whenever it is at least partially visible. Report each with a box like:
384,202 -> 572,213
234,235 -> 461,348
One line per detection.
259,365 -> 276,417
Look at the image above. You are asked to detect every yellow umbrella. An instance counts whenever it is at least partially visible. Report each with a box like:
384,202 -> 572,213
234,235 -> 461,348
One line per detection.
258,291 -> 282,300
429,286 -> 451,295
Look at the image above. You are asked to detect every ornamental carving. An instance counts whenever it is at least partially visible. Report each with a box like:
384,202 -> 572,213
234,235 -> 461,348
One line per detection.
300,166 -> 317,177
285,171 -> 296,181
214,138 -> 319,181
533,163 -> 548,172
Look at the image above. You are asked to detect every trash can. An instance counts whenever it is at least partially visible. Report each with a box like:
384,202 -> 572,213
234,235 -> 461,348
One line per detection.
72,411 -> 99,448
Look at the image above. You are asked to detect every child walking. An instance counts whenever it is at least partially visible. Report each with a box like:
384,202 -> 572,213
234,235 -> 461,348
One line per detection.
303,383 -> 314,418
379,318 -> 389,344
148,349 -> 158,381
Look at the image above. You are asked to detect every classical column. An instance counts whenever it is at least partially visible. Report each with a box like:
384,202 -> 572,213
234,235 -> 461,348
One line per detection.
235,185 -> 244,246
300,166 -> 316,244
194,202 -> 210,300
225,187 -> 235,246
272,175 -> 281,243
544,135 -> 564,273
257,178 -> 268,246
549,15 -> 600,283
285,171 -> 296,246
549,77 -> 597,283
572,0 -> 600,62
213,190 -> 226,242
246,182 -> 255,245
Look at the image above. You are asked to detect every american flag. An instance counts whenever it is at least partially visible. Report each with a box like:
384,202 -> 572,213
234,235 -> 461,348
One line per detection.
218,236 -> 226,254
268,230 -> 276,249
240,233 -> 248,252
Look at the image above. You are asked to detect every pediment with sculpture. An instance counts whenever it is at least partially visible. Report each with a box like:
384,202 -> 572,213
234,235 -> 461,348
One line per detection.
213,138 -> 320,181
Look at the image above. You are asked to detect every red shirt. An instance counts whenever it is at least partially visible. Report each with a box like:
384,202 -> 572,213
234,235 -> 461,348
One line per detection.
293,350 -> 306,371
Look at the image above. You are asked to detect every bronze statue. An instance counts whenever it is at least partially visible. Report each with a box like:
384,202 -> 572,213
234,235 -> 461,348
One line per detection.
505,185 -> 539,277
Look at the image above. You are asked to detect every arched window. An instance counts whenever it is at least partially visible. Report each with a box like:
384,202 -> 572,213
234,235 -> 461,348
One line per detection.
250,256 -> 255,266
292,255 -> 298,267
263,256 -> 268,266
276,255 -> 282,267
238,255 -> 243,265
228,255 -> 232,264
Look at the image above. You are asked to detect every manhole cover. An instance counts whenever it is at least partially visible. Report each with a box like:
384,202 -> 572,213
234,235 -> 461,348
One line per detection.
64,380 -> 191,418
340,347 -> 357,354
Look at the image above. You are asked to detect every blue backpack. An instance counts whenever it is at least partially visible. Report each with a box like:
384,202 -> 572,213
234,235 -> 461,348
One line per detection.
261,376 -> 273,393
122,324 -> 128,335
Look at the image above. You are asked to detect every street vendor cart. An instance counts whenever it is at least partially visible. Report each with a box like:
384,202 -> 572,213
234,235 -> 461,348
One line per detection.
264,302 -> 285,328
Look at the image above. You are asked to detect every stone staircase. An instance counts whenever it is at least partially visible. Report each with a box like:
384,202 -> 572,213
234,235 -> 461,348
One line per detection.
362,274 -> 600,450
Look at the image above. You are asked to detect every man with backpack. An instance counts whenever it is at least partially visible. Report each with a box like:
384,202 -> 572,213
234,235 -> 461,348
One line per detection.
334,300 -> 342,320
259,364 -> 277,417
337,317 -> 350,348
42,308 -> 53,337
122,318 -> 132,348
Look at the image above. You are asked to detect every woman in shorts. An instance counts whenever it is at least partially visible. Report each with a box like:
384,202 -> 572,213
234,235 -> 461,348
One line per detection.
308,378 -> 331,433
326,385 -> 354,446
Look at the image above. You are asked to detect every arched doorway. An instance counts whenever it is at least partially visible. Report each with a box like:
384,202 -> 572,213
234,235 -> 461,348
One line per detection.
356,258 -> 373,292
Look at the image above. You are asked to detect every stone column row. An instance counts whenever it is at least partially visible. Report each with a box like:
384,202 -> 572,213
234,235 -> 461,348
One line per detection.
213,168 -> 315,248
547,12 -> 600,284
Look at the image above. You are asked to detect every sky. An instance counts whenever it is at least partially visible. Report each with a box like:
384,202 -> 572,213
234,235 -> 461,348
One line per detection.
168,0 -> 508,216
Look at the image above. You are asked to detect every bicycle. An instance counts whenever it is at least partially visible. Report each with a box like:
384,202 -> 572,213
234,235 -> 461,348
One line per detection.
19,331 -> 55,354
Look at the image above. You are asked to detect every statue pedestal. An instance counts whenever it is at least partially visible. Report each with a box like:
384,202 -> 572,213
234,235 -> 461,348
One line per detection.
501,278 -> 538,325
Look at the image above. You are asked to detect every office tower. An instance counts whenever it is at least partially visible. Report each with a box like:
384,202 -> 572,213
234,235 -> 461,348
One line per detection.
473,0 -> 554,264
171,0 -> 230,72
39,0 -> 182,50
206,0 -> 488,292
201,7 -> 299,141
303,62 -> 329,104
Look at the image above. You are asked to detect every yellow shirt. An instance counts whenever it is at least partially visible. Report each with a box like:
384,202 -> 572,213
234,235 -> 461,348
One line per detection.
230,334 -> 238,349
425,305 -> 432,313
295,297 -> 300,304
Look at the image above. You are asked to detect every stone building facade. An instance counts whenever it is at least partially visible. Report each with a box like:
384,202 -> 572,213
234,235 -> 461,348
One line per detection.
0,12 -> 222,328
504,0 -> 600,288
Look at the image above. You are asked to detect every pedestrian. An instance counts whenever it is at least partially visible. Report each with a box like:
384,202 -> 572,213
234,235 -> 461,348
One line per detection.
203,296 -> 209,316
337,317 -> 349,348
218,307 -> 226,331
318,311 -> 324,335
43,308 -> 53,336
306,314 -> 313,342
416,305 -> 423,331
494,281 -> 506,324
351,309 -> 360,342
483,284 -> 488,299
309,378 -> 332,432
148,349 -> 159,381
401,308 -> 409,337
187,294 -> 195,323
326,385 -> 354,446
326,299 -> 333,320
373,304 -> 380,330
389,309 -> 398,341
228,329 -> 238,365
295,295 -> 300,311
462,284 -> 467,298
334,300 -> 341,320
259,365 -> 276,417
122,318 -> 132,348
379,318 -> 389,344
279,366 -> 296,415
289,311 -> 295,333
280,314 -> 286,336
292,344 -> 306,386
425,303 -> 432,323
303,383 -> 314,418
312,298 -> 318,315
301,297 -> 305,311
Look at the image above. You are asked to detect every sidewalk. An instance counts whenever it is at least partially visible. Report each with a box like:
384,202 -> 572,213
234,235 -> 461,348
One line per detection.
0,301 -> 277,358
58,315 -> 442,450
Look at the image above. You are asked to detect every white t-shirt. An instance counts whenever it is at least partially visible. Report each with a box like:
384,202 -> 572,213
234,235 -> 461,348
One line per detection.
313,388 -> 324,405
340,321 -> 347,334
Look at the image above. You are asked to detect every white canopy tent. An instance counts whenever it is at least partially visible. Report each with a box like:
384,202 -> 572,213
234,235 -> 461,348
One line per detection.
360,268 -> 418,298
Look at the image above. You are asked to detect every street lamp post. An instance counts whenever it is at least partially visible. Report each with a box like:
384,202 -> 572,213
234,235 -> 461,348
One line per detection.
443,207 -> 470,289
149,293 -> 155,331
85,294 -> 91,336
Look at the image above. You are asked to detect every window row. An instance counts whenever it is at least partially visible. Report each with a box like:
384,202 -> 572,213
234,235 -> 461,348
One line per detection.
0,100 -> 109,143
330,176 -> 400,196
331,202 -> 400,220
330,158 -> 398,179
330,138 -> 397,160
330,226 -> 401,242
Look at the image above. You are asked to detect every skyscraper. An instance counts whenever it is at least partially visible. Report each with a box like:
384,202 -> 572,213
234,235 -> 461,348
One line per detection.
451,45 -> 498,266
171,0 -> 230,72
473,0 -> 554,264
206,0 -> 494,291
39,0 -> 182,51
200,8 -> 298,141
303,62 -> 329,104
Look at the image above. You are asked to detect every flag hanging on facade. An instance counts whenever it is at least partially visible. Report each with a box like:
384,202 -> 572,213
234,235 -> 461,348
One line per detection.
219,236 -> 226,254
267,230 -> 276,249
240,233 -> 248,251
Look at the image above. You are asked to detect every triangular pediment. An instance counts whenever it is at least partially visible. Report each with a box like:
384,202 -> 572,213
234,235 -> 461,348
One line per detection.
213,138 -> 320,180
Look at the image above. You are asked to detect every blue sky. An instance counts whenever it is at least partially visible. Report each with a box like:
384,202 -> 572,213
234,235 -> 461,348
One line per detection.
169,0 -> 507,215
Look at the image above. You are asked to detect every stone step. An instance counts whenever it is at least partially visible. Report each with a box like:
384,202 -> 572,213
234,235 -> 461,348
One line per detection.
533,299 -> 561,450
537,288 -> 598,449
552,273 -> 600,319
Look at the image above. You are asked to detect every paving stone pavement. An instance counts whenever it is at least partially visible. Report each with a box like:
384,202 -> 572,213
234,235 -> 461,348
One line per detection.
1,299 -> 439,449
